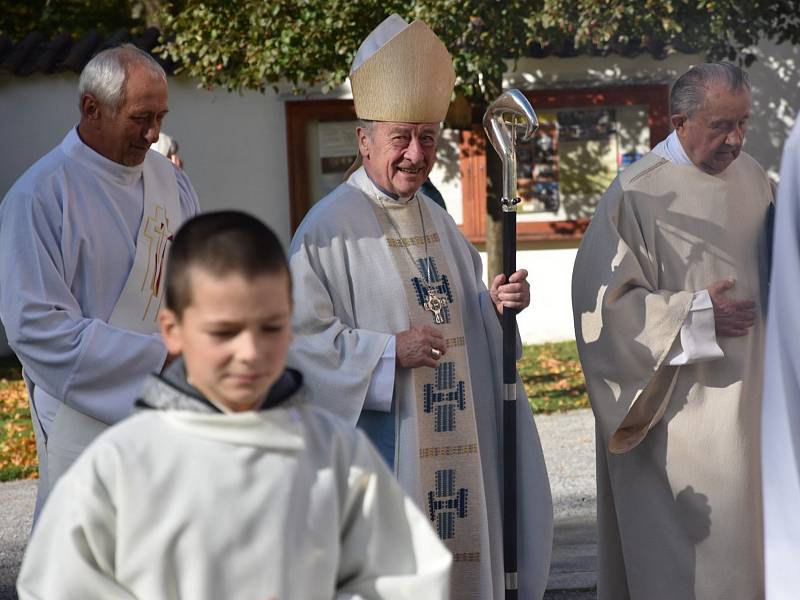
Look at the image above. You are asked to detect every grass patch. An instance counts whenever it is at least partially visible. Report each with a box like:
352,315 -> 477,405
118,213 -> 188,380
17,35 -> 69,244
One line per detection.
520,341 -> 589,414
0,342 -> 588,481
0,355 -> 37,481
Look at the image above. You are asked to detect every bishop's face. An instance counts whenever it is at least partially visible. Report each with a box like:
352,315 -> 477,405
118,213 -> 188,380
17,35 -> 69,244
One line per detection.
358,121 -> 439,197
673,81 -> 751,175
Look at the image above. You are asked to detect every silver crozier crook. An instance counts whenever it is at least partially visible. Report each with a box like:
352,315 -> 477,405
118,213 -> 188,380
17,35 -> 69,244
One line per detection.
483,89 -> 538,600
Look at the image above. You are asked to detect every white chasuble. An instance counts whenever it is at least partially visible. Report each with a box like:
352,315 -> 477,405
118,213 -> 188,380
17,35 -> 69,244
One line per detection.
287,166 -> 553,600
368,193 -> 489,597
762,116 -> 800,599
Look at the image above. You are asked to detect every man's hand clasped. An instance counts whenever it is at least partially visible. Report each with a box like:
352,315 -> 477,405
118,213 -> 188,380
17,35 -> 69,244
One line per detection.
396,325 -> 447,368
490,269 -> 531,316
708,277 -> 756,337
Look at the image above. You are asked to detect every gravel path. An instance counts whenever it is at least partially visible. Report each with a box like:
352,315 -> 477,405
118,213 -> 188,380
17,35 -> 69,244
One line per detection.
0,480 -> 35,600
537,408 -> 596,521
0,408 -> 599,599
538,408 -> 598,598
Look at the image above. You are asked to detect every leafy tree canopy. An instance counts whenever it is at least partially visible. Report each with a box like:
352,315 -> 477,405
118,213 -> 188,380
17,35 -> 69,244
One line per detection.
3,0 -> 799,104
1,1 -> 146,42
529,0 -> 800,67
155,0 -> 551,102
156,0 -> 800,104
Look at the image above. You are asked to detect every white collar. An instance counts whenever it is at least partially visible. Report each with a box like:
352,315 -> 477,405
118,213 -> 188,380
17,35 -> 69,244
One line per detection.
161,408 -> 306,450
61,126 -> 145,186
651,130 -> 694,166
348,166 -> 416,207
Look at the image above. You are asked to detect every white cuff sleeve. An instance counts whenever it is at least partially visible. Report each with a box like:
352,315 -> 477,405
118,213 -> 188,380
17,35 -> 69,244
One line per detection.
363,336 -> 396,413
667,290 -> 724,366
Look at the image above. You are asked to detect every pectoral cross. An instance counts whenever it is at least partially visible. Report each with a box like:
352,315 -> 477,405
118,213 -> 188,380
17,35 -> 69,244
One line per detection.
411,259 -> 452,325
424,290 -> 448,324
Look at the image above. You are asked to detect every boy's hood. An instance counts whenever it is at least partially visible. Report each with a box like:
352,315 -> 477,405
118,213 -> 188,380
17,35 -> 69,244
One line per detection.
134,358 -> 307,450
136,357 -> 303,414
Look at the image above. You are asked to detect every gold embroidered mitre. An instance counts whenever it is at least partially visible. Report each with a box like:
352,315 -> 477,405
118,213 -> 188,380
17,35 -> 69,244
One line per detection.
350,15 -> 455,123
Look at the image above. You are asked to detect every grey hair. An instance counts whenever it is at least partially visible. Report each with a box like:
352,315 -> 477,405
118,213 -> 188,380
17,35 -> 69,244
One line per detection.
670,62 -> 751,118
78,44 -> 166,115
358,119 -> 377,139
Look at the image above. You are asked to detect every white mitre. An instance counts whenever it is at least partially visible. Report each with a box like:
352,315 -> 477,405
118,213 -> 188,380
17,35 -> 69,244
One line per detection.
349,14 -> 455,123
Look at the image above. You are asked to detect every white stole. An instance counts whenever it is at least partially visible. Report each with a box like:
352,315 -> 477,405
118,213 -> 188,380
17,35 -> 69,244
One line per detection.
108,156 -> 181,333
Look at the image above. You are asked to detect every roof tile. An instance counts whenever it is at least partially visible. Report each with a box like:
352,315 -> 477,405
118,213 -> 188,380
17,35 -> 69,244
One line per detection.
0,27 -> 171,76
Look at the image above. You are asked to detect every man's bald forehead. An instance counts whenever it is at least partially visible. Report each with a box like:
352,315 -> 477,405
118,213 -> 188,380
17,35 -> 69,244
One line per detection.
697,80 -> 751,118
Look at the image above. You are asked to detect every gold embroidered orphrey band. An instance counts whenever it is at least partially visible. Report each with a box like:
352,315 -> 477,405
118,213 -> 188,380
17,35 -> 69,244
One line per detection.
368,192 -> 489,599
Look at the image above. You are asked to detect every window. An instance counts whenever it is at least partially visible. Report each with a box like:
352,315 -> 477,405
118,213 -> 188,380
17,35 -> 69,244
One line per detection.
459,84 -> 670,242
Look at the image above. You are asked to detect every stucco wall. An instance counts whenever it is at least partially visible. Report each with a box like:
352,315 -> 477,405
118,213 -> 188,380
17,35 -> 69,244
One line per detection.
0,41 -> 798,354
0,74 -> 292,243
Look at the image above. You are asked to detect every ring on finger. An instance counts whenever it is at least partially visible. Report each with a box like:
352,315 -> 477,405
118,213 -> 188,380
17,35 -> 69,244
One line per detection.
430,347 -> 442,360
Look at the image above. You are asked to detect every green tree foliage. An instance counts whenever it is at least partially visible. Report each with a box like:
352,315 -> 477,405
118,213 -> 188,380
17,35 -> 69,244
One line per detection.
156,0 -> 800,97
529,0 -> 800,67
412,1 -> 534,104
159,1 -> 407,93
157,0 -> 535,104
0,0 -> 146,42
5,0 -> 799,99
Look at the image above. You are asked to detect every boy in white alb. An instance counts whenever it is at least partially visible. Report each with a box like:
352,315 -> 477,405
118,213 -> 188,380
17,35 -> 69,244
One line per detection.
17,211 -> 451,600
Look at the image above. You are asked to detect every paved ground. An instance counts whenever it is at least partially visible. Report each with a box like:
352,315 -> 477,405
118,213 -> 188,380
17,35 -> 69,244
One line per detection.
544,591 -> 598,599
0,408 -> 598,599
543,516 -> 597,599
0,480 -> 34,600
539,408 -> 597,599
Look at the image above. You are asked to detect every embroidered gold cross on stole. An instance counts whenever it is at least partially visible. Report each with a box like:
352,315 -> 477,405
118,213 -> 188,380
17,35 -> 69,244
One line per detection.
140,204 -> 174,320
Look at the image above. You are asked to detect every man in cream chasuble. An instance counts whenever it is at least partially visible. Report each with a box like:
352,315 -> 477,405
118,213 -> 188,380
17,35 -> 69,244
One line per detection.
573,63 -> 771,599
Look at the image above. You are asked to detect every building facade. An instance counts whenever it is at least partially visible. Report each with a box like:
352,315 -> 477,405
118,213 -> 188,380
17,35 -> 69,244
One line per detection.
1,37 -> 797,352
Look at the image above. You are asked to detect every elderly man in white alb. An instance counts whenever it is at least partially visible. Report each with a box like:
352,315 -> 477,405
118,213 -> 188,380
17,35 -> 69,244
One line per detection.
0,44 -> 200,516
288,15 -> 552,600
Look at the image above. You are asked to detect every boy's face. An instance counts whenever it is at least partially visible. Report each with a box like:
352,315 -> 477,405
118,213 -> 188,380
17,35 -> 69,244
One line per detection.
159,267 -> 292,412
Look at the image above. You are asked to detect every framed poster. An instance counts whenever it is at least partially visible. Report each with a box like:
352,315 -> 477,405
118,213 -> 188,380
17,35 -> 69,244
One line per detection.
517,120 -> 559,213
285,100 -> 357,231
